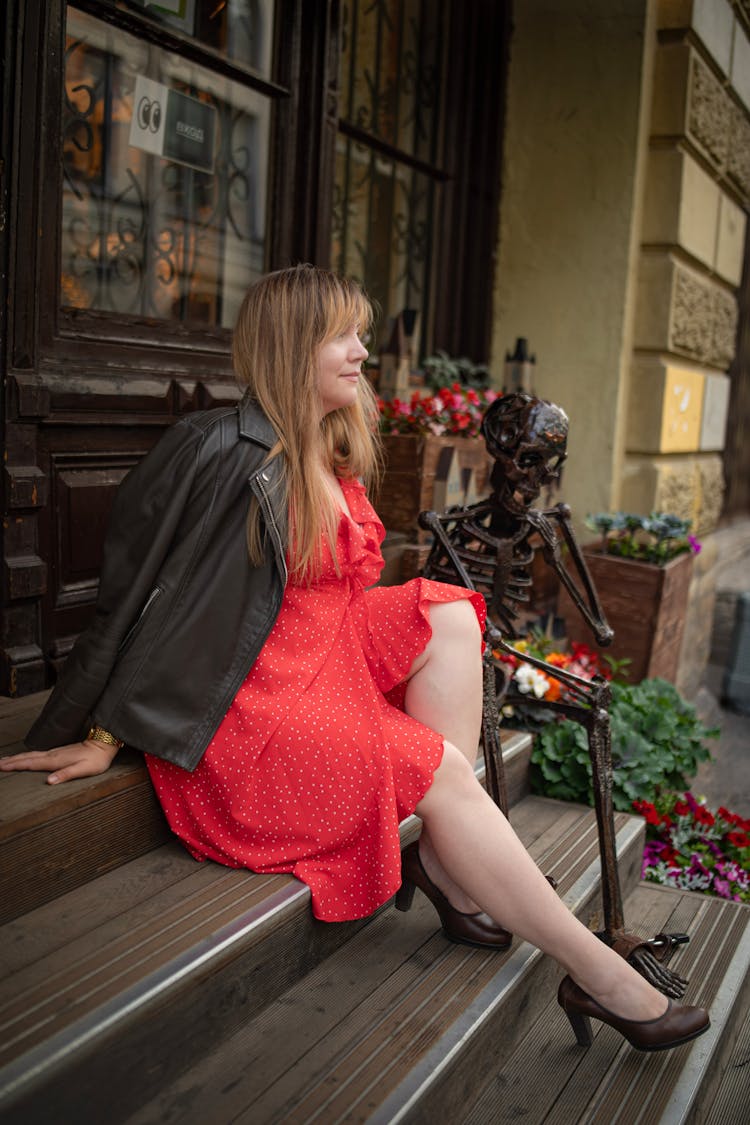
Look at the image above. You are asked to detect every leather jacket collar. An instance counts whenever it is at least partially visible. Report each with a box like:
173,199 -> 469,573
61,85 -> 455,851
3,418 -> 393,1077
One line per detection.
238,394 -> 278,448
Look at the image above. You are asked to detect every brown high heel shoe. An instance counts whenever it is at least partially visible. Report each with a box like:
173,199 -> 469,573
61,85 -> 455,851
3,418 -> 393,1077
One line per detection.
394,841 -> 512,950
557,975 -> 710,1051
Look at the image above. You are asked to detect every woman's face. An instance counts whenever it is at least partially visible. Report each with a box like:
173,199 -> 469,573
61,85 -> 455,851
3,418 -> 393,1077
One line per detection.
316,325 -> 369,415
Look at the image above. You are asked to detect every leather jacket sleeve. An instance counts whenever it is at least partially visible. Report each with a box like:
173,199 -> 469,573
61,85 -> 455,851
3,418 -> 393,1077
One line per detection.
26,418 -> 206,750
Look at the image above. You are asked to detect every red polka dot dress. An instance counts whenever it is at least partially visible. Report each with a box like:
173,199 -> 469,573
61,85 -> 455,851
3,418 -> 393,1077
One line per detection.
146,478 -> 485,922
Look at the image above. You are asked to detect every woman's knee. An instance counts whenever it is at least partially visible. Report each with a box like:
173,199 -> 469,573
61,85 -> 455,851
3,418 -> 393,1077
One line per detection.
406,599 -> 482,681
427,600 -> 482,654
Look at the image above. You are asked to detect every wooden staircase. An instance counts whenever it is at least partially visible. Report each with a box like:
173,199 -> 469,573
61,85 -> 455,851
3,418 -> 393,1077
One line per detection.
1,694 -> 748,1124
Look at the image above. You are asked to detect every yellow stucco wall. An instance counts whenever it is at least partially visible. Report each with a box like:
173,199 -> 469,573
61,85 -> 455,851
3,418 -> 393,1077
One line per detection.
489,0 -> 655,529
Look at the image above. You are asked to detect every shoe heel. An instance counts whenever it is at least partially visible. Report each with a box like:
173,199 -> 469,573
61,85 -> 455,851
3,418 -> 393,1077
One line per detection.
395,877 -> 416,912
565,1009 -> 593,1048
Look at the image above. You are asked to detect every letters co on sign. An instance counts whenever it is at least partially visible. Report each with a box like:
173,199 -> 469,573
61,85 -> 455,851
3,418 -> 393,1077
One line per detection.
128,74 -> 216,174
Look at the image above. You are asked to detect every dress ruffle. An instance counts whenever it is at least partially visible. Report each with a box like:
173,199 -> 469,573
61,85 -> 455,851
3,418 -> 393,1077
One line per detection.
146,477 -> 485,921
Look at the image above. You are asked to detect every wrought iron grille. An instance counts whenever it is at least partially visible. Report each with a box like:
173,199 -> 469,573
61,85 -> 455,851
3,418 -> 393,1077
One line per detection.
332,0 -> 447,353
61,4 -> 274,328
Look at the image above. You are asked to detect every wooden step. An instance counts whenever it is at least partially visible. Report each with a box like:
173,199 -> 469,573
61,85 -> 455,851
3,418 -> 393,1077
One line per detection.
126,877 -> 748,1125
0,748 -> 171,925
0,736 -> 534,1123
461,885 -> 750,1125
701,990 -> 750,1125
0,797 -> 641,1125
0,693 -> 533,924
0,691 -> 169,923
118,801 -> 644,1125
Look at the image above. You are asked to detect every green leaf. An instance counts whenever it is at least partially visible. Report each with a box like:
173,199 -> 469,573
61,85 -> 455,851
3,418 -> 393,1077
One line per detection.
527,674 -> 719,810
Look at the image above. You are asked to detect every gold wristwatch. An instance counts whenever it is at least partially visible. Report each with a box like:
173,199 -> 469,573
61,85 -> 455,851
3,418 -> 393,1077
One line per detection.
86,725 -> 124,750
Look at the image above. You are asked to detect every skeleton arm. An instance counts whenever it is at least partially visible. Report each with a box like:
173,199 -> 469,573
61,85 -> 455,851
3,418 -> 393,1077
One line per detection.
418,508 -> 483,591
526,503 -> 614,647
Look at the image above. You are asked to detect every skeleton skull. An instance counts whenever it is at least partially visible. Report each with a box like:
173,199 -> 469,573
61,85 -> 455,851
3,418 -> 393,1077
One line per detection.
482,393 -> 569,512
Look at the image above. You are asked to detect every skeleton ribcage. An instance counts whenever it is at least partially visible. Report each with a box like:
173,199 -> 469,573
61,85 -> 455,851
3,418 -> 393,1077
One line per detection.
420,506 -> 535,639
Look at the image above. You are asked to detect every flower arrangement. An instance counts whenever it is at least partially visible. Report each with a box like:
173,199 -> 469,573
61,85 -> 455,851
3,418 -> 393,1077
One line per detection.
585,511 -> 701,566
378,384 -> 500,438
633,792 -> 750,904
495,634 -> 610,706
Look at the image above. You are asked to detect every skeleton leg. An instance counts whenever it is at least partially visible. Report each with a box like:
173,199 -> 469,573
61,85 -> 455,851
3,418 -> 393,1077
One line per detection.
482,649 -> 509,815
585,684 -> 625,935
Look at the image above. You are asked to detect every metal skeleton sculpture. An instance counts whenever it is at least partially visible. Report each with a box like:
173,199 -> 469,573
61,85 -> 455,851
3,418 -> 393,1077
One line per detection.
418,393 -> 688,997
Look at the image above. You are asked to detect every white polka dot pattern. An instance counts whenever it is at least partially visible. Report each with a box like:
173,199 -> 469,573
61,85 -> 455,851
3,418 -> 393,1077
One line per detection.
146,478 -> 485,922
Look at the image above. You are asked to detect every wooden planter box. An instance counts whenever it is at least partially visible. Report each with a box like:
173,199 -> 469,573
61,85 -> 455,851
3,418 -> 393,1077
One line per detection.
557,548 -> 693,684
374,433 -> 490,538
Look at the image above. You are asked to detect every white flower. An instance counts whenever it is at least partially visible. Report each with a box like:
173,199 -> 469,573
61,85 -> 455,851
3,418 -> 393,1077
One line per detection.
514,662 -> 550,699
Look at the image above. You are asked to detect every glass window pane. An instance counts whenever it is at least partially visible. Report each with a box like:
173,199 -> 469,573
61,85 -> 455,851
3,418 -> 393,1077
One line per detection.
62,5 -> 272,328
334,0 -> 446,352
116,1 -> 276,78
332,137 -> 435,339
339,0 -> 443,164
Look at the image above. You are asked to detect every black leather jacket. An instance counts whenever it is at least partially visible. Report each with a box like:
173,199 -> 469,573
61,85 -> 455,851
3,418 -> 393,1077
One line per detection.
26,397 -> 288,771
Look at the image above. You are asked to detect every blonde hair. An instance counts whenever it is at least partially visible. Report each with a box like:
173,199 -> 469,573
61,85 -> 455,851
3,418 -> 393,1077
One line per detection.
233,264 -> 382,580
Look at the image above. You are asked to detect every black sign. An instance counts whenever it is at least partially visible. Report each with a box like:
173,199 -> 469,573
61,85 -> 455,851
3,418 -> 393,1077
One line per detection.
163,89 -> 216,174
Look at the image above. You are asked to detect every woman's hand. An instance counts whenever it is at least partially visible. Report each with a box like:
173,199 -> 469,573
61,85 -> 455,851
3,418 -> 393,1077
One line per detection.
0,739 -> 120,784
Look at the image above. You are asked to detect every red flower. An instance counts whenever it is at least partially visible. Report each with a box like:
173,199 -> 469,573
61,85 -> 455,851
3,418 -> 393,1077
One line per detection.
633,800 -> 662,827
718,807 -> 742,826
727,831 -> 750,848
673,800 -> 691,817
693,807 -> 715,828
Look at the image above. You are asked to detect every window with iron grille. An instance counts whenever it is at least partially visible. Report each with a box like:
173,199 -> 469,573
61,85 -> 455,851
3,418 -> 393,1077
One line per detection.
60,1 -> 278,333
332,0 -> 507,362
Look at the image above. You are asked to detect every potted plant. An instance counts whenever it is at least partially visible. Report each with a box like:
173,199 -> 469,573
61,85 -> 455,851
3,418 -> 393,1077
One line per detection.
557,511 -> 702,685
527,674 -> 717,812
375,383 -> 499,535
421,350 -> 491,391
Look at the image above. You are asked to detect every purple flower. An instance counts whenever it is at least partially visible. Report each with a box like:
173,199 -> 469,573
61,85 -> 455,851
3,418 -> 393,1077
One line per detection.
688,854 -> 709,877
714,877 -> 731,898
688,535 -> 702,555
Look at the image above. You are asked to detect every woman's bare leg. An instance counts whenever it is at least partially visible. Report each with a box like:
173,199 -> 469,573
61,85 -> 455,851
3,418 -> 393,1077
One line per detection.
403,600 -> 485,912
416,741 -> 668,1020
404,600 -> 484,764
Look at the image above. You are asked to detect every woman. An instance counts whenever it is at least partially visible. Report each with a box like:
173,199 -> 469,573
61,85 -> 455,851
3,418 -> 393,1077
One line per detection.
1,265 -> 708,1052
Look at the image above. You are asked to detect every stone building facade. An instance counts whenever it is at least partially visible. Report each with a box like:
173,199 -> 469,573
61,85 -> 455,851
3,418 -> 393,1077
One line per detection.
490,0 -> 750,695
